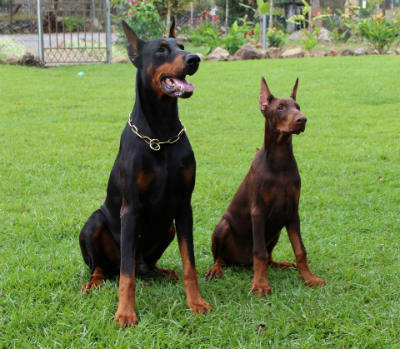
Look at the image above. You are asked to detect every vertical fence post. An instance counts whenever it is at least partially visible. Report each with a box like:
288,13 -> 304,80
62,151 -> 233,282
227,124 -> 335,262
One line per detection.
262,14 -> 267,50
106,0 -> 112,63
37,0 -> 44,63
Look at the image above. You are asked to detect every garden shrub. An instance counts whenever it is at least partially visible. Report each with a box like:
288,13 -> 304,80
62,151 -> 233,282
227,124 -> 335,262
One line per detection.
358,15 -> 399,52
112,0 -> 162,40
267,28 -> 286,47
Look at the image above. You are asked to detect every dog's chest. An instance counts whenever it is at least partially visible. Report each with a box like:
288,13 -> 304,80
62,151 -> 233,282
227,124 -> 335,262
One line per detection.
262,175 -> 300,222
134,150 -> 195,210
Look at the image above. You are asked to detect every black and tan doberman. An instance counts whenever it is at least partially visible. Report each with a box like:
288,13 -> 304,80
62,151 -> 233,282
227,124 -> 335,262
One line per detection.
79,20 -> 212,327
206,77 -> 326,296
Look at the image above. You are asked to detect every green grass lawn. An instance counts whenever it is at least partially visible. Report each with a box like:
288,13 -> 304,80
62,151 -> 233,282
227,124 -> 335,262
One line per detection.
1,56 -> 400,348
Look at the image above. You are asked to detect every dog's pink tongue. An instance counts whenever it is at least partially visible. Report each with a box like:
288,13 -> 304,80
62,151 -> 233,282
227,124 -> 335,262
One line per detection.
171,78 -> 194,93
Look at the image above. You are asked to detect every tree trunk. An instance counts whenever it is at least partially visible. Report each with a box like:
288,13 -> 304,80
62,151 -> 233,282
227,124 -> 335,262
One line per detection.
190,2 -> 194,27
167,0 -> 171,31
225,0 -> 229,27
9,0 -> 14,24
269,0 -> 273,29
311,0 -> 321,30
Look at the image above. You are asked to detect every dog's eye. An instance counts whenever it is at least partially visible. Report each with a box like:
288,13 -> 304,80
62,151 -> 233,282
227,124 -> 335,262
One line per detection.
158,46 -> 167,53
277,104 -> 284,110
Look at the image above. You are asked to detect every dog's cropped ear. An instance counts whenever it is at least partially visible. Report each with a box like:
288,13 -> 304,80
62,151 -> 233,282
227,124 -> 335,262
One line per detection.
260,77 -> 274,113
169,17 -> 176,38
291,78 -> 299,101
122,20 -> 143,66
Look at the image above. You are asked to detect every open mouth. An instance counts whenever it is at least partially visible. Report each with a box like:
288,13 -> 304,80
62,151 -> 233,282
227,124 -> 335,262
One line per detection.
161,76 -> 194,98
294,127 -> 305,134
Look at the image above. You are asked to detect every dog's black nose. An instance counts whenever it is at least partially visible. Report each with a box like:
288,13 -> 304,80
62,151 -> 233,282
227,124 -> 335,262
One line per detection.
185,54 -> 200,66
296,115 -> 307,125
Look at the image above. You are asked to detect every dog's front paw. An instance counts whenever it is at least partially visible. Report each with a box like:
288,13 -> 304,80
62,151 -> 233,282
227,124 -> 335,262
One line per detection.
251,282 -> 272,297
205,266 -> 223,280
115,310 -> 138,328
303,275 -> 326,288
188,298 -> 214,315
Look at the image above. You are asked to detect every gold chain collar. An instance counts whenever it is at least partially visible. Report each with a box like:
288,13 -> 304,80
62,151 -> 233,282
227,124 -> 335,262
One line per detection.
128,114 -> 186,151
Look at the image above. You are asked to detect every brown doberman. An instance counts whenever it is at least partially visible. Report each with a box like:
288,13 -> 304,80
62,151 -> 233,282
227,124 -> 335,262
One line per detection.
206,77 -> 326,296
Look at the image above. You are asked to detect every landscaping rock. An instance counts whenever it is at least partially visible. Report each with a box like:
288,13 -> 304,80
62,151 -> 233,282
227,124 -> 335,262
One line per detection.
303,51 -> 310,57
396,48 -> 400,55
386,50 -> 396,55
327,48 -> 339,56
267,47 -> 281,59
311,50 -> 326,57
207,46 -> 230,61
19,52 -> 42,66
111,55 -> 129,64
259,50 -> 267,59
341,49 -> 354,56
233,45 -> 263,60
289,30 -> 306,41
318,28 -> 332,42
281,47 -> 305,58
353,48 -> 367,56
6,54 -> 19,65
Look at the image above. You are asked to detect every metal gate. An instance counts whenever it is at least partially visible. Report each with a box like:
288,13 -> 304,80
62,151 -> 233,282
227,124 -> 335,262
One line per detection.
37,0 -> 111,65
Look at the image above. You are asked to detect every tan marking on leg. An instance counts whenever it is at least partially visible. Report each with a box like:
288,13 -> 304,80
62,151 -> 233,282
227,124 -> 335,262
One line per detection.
288,232 -> 326,287
153,266 -> 179,280
136,170 -> 155,191
268,251 -> 296,269
115,272 -> 138,327
178,239 -> 213,314
205,256 -> 225,279
251,255 -> 271,297
81,267 -> 105,294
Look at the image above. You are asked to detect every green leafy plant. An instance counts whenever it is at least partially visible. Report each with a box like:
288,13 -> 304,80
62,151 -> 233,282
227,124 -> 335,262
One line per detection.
240,0 -> 270,18
189,11 -> 223,55
111,0 -> 162,40
359,15 -> 399,53
267,28 -> 286,47
288,0 -> 330,51
64,16 -> 86,32
222,17 -> 253,54
300,27 -> 320,51
239,0 -> 275,43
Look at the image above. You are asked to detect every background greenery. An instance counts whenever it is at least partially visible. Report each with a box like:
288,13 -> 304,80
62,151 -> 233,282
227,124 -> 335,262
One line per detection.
0,56 -> 399,348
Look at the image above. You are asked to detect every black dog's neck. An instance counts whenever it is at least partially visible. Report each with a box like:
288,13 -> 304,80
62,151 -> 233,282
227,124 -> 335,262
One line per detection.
263,119 -> 295,171
130,72 -> 183,140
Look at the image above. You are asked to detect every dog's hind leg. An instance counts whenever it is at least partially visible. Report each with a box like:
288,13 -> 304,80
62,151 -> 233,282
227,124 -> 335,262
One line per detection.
267,232 -> 297,270
206,219 -> 230,280
79,210 -> 120,293
139,225 -> 179,280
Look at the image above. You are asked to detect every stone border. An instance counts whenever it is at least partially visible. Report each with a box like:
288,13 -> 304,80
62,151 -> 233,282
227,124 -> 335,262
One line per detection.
201,45 -> 400,62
